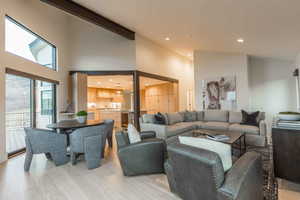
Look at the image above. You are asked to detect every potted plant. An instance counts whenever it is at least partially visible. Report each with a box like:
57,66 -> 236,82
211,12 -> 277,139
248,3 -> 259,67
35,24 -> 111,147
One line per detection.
76,110 -> 88,123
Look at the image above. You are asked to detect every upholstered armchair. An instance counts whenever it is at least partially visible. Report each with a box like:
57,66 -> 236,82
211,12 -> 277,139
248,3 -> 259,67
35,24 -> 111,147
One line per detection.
70,124 -> 107,169
104,119 -> 114,148
116,131 -> 166,176
24,128 -> 69,172
165,143 -> 263,200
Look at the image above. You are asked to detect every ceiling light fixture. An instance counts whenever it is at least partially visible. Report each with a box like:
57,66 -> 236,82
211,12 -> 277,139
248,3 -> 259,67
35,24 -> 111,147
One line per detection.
237,38 -> 244,43
165,37 -> 170,41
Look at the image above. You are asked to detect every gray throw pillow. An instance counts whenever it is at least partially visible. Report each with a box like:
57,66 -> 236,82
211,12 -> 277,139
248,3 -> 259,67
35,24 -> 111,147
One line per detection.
196,111 -> 204,121
142,114 -> 155,123
185,111 -> 197,122
167,113 -> 184,125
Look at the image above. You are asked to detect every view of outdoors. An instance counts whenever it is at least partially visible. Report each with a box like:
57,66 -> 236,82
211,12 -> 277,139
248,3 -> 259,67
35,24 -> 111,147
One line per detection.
5,75 -> 55,154
5,74 -> 31,153
5,16 -> 56,70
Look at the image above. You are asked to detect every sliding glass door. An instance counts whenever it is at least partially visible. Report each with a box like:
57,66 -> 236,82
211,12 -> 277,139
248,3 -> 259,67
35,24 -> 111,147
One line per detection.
5,74 -> 32,154
5,74 -> 56,155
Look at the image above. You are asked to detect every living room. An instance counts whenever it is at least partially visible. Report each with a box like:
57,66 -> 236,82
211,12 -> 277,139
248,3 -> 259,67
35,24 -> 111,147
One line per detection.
0,0 -> 300,200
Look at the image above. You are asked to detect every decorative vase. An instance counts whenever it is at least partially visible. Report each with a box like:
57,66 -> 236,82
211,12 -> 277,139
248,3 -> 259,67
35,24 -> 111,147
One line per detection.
77,116 -> 87,123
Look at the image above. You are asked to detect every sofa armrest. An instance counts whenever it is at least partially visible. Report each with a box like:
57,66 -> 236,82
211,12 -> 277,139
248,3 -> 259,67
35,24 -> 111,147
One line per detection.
259,120 -> 267,137
118,139 -> 166,176
140,131 -> 156,140
217,152 -> 263,200
140,123 -> 167,139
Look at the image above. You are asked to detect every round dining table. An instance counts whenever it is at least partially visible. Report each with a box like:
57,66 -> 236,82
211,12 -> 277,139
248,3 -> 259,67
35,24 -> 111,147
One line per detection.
47,120 -> 104,146
47,120 -> 104,132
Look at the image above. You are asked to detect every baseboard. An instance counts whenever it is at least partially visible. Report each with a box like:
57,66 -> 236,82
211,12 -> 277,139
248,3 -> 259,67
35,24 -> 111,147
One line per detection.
0,153 -> 8,164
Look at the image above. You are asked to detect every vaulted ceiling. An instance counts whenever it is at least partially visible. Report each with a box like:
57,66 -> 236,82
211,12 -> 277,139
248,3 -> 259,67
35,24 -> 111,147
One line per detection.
73,0 -> 300,60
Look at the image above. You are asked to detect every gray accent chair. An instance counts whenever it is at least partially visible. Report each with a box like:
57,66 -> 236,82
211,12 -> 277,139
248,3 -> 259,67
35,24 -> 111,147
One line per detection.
24,128 -> 69,172
70,124 -> 107,169
104,119 -> 114,148
116,131 -> 166,176
165,143 -> 263,200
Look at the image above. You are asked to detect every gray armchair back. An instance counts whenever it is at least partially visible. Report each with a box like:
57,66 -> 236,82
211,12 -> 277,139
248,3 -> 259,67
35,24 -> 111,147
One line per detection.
104,119 -> 114,148
70,124 -> 107,169
166,143 -> 263,200
115,131 -> 166,176
24,128 -> 69,172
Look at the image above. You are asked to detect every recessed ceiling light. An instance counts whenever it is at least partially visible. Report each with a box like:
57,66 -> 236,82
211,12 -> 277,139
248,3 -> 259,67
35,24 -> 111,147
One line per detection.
165,37 -> 170,41
237,38 -> 244,43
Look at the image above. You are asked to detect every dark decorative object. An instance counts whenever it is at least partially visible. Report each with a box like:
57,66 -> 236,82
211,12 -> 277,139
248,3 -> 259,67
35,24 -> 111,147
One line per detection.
272,127 -> 300,183
154,112 -> 166,124
241,110 -> 260,127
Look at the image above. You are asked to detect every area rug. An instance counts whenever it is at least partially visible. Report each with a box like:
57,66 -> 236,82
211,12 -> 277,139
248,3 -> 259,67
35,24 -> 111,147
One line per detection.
246,143 -> 278,200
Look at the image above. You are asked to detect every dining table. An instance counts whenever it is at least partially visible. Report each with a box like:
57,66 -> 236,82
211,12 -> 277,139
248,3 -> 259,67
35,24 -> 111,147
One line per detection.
47,120 -> 104,133
47,120 -> 104,145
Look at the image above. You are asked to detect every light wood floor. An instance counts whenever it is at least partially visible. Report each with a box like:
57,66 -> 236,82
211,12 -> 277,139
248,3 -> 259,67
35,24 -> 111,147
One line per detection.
0,142 -> 300,200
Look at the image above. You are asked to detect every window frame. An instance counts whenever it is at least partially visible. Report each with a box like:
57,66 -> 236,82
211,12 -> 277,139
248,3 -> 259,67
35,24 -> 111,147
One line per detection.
5,15 -> 57,71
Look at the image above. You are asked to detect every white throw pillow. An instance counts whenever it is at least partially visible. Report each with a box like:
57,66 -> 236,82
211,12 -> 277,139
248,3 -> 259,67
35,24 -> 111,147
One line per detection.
127,124 -> 142,144
179,136 -> 232,172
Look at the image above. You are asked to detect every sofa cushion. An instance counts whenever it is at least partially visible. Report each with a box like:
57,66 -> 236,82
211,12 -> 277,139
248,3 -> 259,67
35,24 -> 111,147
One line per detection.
176,121 -> 204,129
229,111 -> 242,123
202,122 -> 229,130
179,136 -> 232,172
166,124 -> 194,138
185,111 -> 197,122
142,114 -> 155,123
204,110 -> 229,122
167,113 -> 184,125
196,111 -> 204,121
127,124 -> 141,144
229,124 -> 259,135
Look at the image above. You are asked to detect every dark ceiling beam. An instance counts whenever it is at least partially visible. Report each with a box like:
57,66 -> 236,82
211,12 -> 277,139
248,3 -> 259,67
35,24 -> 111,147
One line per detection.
40,0 -> 135,40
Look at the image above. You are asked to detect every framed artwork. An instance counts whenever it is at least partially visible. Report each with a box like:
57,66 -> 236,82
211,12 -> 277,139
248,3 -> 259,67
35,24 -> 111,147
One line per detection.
202,76 -> 237,110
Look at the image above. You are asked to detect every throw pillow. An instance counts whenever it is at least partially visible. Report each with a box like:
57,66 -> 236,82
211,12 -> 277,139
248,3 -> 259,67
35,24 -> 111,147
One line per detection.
142,114 -> 155,123
154,112 -> 167,124
185,111 -> 197,122
240,110 -> 260,127
167,112 -> 184,125
179,136 -> 232,172
127,124 -> 141,144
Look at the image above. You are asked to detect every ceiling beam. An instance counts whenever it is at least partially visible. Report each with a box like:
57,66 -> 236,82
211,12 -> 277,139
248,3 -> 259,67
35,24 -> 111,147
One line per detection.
40,0 -> 135,40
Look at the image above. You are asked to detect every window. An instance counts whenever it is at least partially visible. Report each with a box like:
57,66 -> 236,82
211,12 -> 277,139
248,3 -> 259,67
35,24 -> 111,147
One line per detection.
41,90 -> 53,115
5,16 -> 57,70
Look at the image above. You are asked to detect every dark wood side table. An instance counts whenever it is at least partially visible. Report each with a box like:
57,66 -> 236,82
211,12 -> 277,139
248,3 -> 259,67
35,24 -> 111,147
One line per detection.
272,127 -> 300,183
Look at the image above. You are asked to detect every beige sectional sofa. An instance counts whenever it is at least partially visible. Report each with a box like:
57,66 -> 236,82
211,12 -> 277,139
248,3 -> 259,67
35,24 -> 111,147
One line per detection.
140,110 -> 266,147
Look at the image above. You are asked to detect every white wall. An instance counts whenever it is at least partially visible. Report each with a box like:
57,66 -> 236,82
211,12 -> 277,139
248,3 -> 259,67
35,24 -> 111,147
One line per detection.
248,57 -> 296,124
68,18 -> 136,71
194,51 -> 249,110
0,0 -> 71,163
135,35 -> 194,111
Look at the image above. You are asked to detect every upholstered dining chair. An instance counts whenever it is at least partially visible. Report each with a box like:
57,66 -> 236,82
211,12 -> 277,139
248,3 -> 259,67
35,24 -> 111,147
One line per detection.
24,128 -> 69,172
104,119 -> 114,148
69,124 -> 108,169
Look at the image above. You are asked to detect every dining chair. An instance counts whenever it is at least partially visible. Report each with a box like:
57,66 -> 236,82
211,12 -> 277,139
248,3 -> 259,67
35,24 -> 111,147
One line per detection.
104,119 -> 114,148
24,128 -> 69,172
70,124 -> 108,169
